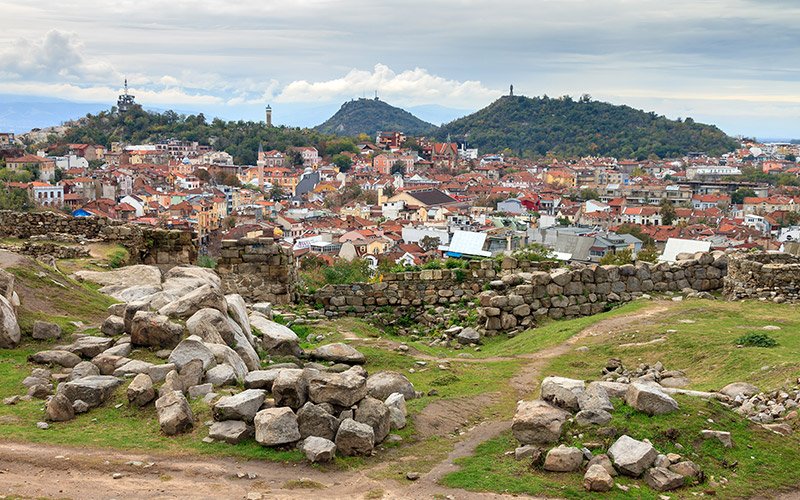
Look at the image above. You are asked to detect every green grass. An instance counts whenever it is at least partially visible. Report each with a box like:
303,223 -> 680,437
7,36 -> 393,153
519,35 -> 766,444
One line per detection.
444,395 -> 800,499
544,299 -> 800,392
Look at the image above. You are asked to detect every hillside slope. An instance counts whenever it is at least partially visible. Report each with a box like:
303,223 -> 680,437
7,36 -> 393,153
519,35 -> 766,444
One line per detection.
437,95 -> 739,158
314,98 -> 435,137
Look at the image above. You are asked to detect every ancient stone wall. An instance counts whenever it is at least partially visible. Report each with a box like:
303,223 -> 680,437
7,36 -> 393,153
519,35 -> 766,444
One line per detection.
723,251 -> 800,303
216,237 -> 297,305
0,211 -> 196,268
0,242 -> 91,259
311,252 -> 728,336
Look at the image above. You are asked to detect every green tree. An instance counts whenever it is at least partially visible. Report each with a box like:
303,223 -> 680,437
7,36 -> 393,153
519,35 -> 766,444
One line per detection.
659,198 -> 677,225
599,248 -> 633,265
731,188 -> 756,205
419,235 -> 441,251
0,184 -> 33,211
270,183 -> 286,200
332,153 -> 353,171
786,153 -> 796,162
579,188 -> 600,201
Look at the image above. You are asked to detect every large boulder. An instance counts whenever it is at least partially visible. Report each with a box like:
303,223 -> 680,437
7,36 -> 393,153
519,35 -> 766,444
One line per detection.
0,269 -> 15,301
308,368 -> 367,408
225,294 -> 253,346
0,295 -> 21,349
28,350 -> 81,368
309,343 -> 366,365
543,445 -> 583,472
169,335 -> 217,371
297,402 -> 339,440
126,373 -> 156,406
228,320 -> 261,372
101,315 -> 126,337
130,311 -> 184,348
179,359 -> 205,388
205,364 -> 237,387
213,389 -> 267,423
112,285 -> 163,303
578,382 -> 614,412
69,360 -> 101,381
272,369 -> 307,409
608,435 -> 658,477
576,409 -> 613,426
720,382 -> 759,399
302,436 -> 336,462
335,418 -> 374,456
158,284 -> 226,320
45,393 -> 75,422
163,265 -> 221,289
209,420 -> 254,444
540,376 -> 585,411
205,343 -> 249,381
254,407 -> 301,446
76,265 -> 162,293
512,400 -> 569,445
366,371 -> 416,401
57,375 -> 124,408
122,300 -> 150,333
385,393 -> 407,417
355,397 -> 390,444
625,382 -> 679,416
249,314 -> 302,357
67,336 -> 115,358
155,390 -> 194,435
113,359 -> 155,378
584,464 -> 614,492
244,369 -> 281,391
645,467 -> 685,491
186,308 -> 231,345
32,321 -> 62,340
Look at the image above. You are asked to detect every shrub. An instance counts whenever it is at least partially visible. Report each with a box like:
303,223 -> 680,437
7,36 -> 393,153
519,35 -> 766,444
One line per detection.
197,255 -> 217,268
513,243 -> 554,262
454,269 -> 466,282
423,260 -> 442,270
735,332 -> 778,348
108,248 -> 130,269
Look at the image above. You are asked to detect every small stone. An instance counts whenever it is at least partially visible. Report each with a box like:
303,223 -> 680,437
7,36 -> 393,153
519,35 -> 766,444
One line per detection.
406,472 -> 421,481
37,422 -> 50,430
112,473 -> 123,479
202,437 -> 214,443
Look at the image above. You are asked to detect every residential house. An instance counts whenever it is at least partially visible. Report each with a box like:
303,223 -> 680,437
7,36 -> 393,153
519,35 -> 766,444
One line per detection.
6,154 -> 56,182
28,182 -> 63,207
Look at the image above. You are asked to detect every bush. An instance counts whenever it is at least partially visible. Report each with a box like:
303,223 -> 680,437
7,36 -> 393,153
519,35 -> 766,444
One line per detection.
735,332 -> 778,348
513,243 -> 554,262
108,248 -> 130,269
197,255 -> 217,268
599,248 -> 633,265
423,260 -> 442,270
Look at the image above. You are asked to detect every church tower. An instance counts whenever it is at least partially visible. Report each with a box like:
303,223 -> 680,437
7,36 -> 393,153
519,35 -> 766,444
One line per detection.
265,105 -> 272,127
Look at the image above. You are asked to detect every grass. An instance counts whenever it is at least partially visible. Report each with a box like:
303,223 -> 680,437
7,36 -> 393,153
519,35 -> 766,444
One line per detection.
283,478 -> 325,489
444,395 -> 800,500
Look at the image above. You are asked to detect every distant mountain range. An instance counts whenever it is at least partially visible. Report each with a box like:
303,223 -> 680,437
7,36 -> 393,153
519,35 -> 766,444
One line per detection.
313,98 -> 436,137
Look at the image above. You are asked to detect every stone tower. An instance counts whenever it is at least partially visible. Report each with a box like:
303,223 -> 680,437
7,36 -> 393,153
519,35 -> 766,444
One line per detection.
265,105 -> 272,127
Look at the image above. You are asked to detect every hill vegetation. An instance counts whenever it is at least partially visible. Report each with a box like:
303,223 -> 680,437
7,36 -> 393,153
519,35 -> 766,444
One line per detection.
437,95 -> 739,159
313,98 -> 435,137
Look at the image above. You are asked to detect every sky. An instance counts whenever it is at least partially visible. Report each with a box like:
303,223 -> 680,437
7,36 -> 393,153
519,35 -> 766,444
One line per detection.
1,0 -> 799,138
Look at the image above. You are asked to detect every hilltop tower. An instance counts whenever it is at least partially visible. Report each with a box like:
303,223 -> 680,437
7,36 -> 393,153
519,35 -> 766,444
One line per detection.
118,79 -> 135,112
265,105 -> 272,127
257,142 -> 265,191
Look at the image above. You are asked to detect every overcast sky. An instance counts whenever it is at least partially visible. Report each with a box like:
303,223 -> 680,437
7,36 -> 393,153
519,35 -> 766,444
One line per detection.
1,0 -> 799,137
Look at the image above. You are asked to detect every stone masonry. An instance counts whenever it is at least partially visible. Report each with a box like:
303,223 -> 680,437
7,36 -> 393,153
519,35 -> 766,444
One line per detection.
216,237 -> 297,305
723,251 -> 800,303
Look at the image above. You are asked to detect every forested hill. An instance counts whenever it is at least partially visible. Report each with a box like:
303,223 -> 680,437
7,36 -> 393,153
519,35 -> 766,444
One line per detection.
436,95 -> 739,159
50,105 -> 331,165
314,98 -> 435,137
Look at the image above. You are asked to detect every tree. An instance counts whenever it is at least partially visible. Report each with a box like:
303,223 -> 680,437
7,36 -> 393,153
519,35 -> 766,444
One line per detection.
0,184 -> 33,211
223,216 -> 237,229
787,153 -> 797,163
383,184 -> 395,198
557,216 -> 570,226
270,183 -> 286,200
224,173 -> 242,187
332,153 -> 352,171
419,236 -> 441,251
193,168 -> 211,182
599,248 -> 633,265
731,187 -> 756,205
659,198 -> 676,225
579,188 -> 600,201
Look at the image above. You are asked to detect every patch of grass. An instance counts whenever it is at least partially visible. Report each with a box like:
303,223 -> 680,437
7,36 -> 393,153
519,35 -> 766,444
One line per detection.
445,395 -> 800,500
735,332 -> 778,348
364,488 -> 385,499
283,478 -> 325,490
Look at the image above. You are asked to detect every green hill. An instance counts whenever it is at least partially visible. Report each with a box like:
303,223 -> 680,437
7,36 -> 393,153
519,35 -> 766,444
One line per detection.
437,95 -> 739,159
314,98 -> 435,137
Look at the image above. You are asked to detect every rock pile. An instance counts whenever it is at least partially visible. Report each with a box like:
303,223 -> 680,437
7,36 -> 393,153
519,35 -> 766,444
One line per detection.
722,380 -> 799,431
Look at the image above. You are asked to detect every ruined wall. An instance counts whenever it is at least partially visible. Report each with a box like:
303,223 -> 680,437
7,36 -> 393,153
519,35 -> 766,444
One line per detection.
0,211 -> 196,268
723,251 -> 800,303
216,237 -> 297,305
311,252 -> 728,335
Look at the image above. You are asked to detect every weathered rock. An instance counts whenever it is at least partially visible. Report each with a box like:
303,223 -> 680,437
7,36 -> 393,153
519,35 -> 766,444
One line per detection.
701,429 -> 732,448
543,445 -> 583,472
302,436 -> 336,462
456,327 -> 481,345
763,423 -> 793,436
309,343 -> 366,365
584,464 -> 614,492
225,294 -> 252,344
587,453 -> 617,476
68,336 -> 115,358
160,370 -> 183,396
22,376 -> 47,388
130,311 -> 184,348
28,350 -> 81,368
101,316 -> 126,337
244,370 -> 281,391
76,265 -> 162,293
669,461 -> 699,478
127,373 -> 155,406
187,383 -> 213,399
720,382 -> 759,399
113,359 -> 155,378
168,335 -> 216,371
33,321 -> 62,340
366,371 -> 416,401
69,361 -> 101,381
185,308 -> 231,345
122,300 -> 150,333
625,382 -> 679,415
148,363 -> 176,384
28,384 -> 53,398
254,407 -> 301,446
335,418 -> 374,456
597,381 -> 629,399
515,445 -> 544,461
91,355 -> 123,375
541,376 -> 585,411
659,376 -> 692,388
0,295 -> 19,349
208,420 -> 253,444
101,342 -> 132,358
57,375 -> 124,408
228,319 -> 261,372
576,409 -> 613,426
272,369 -> 307,409
45,393 -> 75,422
205,364 -> 237,387
163,265 -> 221,289
608,435 -> 658,477
213,389 -> 267,423
645,467 -> 685,491
250,314 -> 303,357
512,400 -> 569,445
388,407 -> 406,430
308,368 -> 367,407
579,382 -> 614,412
179,359 -> 205,388
297,401 -> 339,440
155,390 -> 194,435
205,343 -> 249,381
72,399 -> 89,414
158,284 -> 226,320
385,393 -> 407,416
355,396 -> 390,444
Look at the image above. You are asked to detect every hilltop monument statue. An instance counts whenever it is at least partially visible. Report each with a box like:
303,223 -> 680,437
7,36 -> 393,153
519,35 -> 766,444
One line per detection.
509,84 -> 514,96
